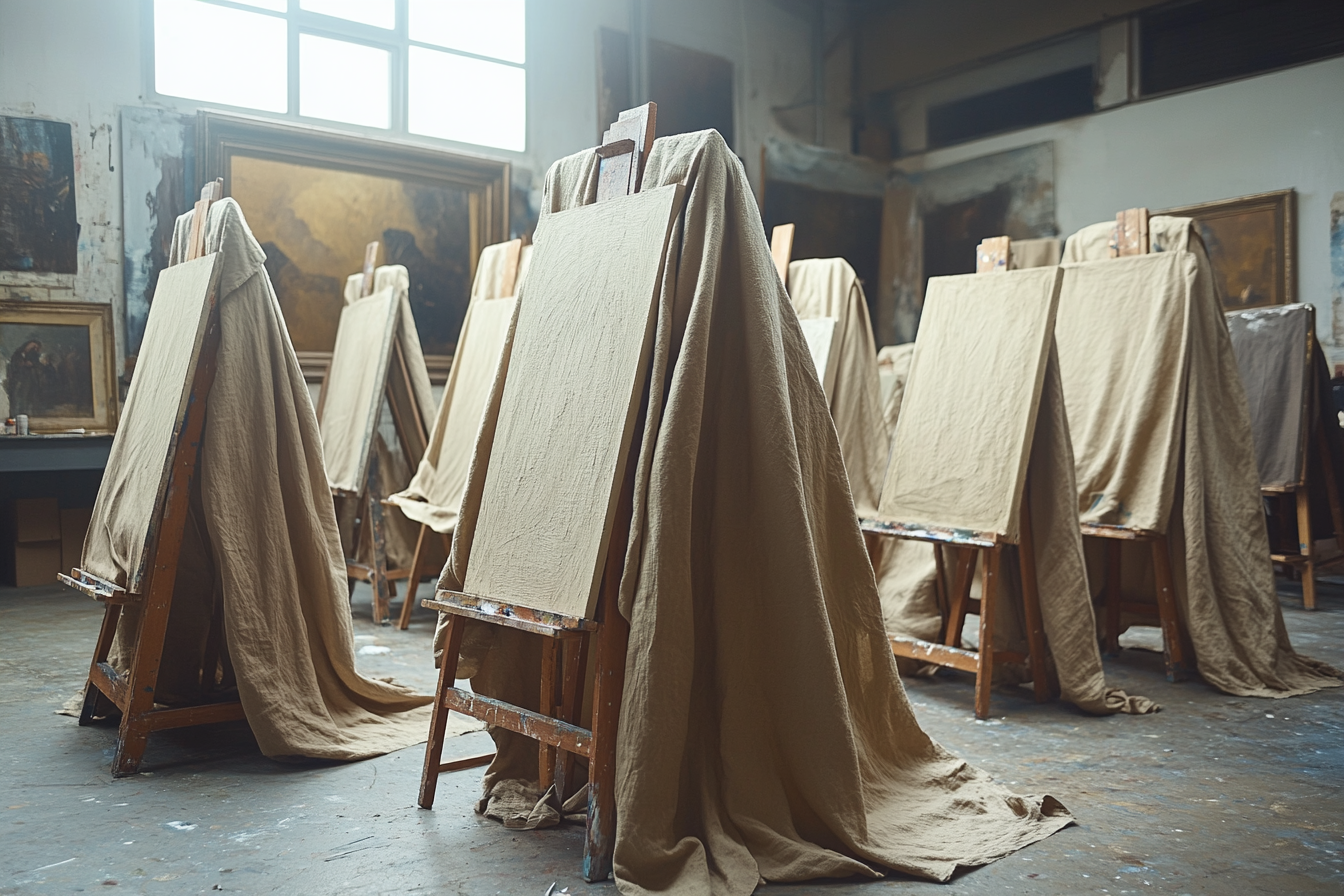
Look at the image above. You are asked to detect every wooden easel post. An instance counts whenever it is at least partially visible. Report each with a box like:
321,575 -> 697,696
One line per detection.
771,223 -> 795,289
59,178 -> 246,777
417,103 -> 656,883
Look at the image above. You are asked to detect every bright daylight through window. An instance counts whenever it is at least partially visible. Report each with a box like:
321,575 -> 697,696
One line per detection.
153,0 -> 527,151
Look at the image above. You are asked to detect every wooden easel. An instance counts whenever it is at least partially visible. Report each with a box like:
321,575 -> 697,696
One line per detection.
316,241 -> 431,625
861,252 -> 1054,720
1237,305 -> 1344,610
771,223 -> 795,289
58,178 -> 246,777
418,102 -> 657,883
395,239 -> 524,631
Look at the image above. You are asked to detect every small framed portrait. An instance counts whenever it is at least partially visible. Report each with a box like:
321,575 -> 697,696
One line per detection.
0,301 -> 117,432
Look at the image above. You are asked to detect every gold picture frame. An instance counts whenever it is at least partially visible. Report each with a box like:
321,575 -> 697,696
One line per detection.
0,301 -> 117,432
1162,189 -> 1295,310
195,112 -> 510,370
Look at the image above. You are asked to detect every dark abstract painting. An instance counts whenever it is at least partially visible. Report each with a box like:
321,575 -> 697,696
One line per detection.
231,155 -> 473,356
0,116 -> 79,274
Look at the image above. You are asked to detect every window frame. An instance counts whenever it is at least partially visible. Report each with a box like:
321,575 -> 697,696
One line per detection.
143,0 -> 527,151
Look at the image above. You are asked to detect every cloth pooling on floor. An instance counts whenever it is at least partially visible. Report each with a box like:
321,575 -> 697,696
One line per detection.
434,130 -> 1074,893
1056,216 -> 1342,698
82,199 -> 477,760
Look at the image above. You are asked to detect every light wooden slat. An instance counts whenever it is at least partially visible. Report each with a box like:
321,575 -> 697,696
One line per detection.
442,689 -> 594,757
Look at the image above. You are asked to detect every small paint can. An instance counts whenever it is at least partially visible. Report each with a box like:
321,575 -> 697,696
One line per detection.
15,415 -> 28,436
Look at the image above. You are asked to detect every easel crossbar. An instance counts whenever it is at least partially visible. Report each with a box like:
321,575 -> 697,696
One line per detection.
88,662 -> 246,730
425,592 -> 597,637
860,518 -> 1004,549
888,636 -> 1029,674
442,688 -> 594,757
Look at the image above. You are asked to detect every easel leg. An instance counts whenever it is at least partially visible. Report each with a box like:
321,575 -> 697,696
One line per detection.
539,638 -> 559,792
555,635 -> 589,804
944,548 -> 976,648
932,542 -> 948,615
974,547 -> 1000,721
584,602 -> 629,882
1296,487 -> 1317,611
80,603 -> 121,726
366,455 -> 391,625
419,614 -> 466,810
1150,537 -> 1189,682
1016,498 -> 1051,703
398,523 -> 430,630
1103,539 -> 1123,656
112,585 -> 178,776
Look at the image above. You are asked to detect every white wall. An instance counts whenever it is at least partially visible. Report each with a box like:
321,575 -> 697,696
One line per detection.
895,56 -> 1344,355
0,0 -> 816,367
0,0 -> 142,367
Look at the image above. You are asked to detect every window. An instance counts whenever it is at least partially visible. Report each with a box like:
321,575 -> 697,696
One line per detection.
152,0 -> 527,152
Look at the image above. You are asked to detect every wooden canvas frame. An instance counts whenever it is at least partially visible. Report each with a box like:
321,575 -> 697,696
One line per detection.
0,301 -> 117,433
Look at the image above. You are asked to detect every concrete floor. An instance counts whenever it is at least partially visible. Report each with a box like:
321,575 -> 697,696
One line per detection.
2,581 -> 1342,896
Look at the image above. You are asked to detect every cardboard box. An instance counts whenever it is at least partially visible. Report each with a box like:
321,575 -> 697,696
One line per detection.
15,540 -> 62,587
61,507 -> 93,576
15,498 -> 60,543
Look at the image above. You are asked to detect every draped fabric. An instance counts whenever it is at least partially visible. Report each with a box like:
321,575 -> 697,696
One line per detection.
1057,217 -> 1342,698
434,132 -> 1072,893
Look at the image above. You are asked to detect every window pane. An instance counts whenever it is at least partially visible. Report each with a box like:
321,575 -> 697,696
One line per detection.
300,0 -> 395,30
231,0 -> 286,10
155,0 -> 287,111
409,0 -> 525,64
409,49 -> 525,151
300,34 -> 391,128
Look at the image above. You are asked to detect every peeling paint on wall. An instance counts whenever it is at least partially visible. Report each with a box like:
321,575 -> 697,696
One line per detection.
120,107 -> 194,356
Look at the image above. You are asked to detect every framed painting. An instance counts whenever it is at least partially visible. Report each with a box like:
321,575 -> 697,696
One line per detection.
1162,189 -> 1295,310
195,112 -> 510,372
0,301 -> 117,432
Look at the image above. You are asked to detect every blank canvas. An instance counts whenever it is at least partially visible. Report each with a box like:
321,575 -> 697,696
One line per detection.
86,252 -> 222,591
320,287 -> 399,493
878,266 -> 1062,541
464,184 -> 684,620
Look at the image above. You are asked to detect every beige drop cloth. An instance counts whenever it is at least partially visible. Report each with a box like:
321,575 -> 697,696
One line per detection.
1056,217 -> 1342,698
787,258 -> 888,516
435,131 -> 1073,892
324,265 -> 436,569
386,241 -> 521,535
83,198 -> 462,760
